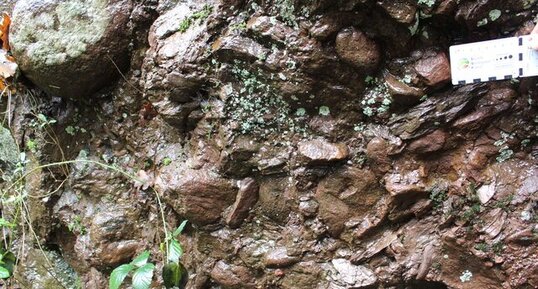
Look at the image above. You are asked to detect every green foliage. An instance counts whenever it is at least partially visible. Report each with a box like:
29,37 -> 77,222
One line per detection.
109,251 -> 155,289
474,243 -> 489,252
225,61 -> 306,136
0,249 -> 15,279
67,215 -> 86,235
274,0 -> 297,27
429,186 -> 448,208
32,113 -> 57,128
163,262 -> 186,289
494,195 -> 513,211
160,220 -> 188,288
462,203 -> 481,222
161,157 -> 172,166
178,5 -> 213,33
417,0 -> 436,7
361,78 -> 392,118
318,106 -> 330,116
491,241 -> 504,255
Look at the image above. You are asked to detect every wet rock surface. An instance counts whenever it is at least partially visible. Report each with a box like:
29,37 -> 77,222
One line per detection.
10,0 -> 133,99
2,0 -> 538,289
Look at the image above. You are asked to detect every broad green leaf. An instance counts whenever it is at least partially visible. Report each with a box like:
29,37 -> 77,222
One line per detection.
162,262 -> 180,289
168,239 -> 183,263
163,262 -> 187,289
109,264 -> 133,289
1,251 -> 15,274
172,220 -> 188,237
132,263 -> 155,289
0,266 -> 10,279
130,251 -> 150,267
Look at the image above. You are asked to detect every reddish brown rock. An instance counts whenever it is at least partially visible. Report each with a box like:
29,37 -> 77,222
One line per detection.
414,51 -> 451,87
384,71 -> 424,105
335,27 -> 380,72
225,178 -> 259,228
316,167 -> 385,237
156,167 -> 236,225
384,170 -> 427,196
298,138 -> 349,165
264,247 -> 300,268
376,0 -> 417,24
211,261 -> 256,289
408,129 -> 447,154
453,88 -> 517,130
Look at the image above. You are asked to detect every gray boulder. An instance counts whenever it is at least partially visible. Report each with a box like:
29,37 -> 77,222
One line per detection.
10,0 -> 133,99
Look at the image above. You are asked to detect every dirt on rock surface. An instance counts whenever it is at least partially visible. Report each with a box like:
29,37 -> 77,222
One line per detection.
0,0 -> 537,289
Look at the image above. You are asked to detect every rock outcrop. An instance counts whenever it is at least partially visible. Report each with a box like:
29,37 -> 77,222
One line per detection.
10,0 -> 133,99
2,0 -> 538,289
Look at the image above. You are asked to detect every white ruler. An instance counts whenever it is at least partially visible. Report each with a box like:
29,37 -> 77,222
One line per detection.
449,35 -> 538,85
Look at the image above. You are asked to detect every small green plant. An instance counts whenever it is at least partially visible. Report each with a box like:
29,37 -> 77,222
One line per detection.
0,249 -> 15,279
491,241 -> 504,255
462,203 -> 481,222
493,195 -> 513,211
109,251 -> 155,289
31,113 -> 57,128
459,270 -> 473,282
178,5 -> 213,33
417,0 -> 436,8
67,215 -> 87,235
65,125 -> 87,136
318,106 -> 330,116
361,78 -> 392,118
274,0 -> 297,28
474,242 -> 489,252
225,61 -> 305,136
161,157 -> 172,166
160,220 -> 188,289
429,186 -> 448,208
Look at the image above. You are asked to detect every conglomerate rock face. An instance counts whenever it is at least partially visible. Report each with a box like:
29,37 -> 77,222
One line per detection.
3,0 -> 538,288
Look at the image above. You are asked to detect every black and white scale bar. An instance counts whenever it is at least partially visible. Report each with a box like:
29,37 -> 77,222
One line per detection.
449,35 -> 538,85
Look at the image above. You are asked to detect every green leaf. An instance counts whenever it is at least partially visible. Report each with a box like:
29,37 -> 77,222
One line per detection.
173,220 -> 188,237
130,251 -> 150,267
1,251 -> 15,274
109,264 -> 133,289
168,239 -> 183,263
0,218 -> 16,228
163,262 -> 187,289
132,263 -> 155,289
162,263 -> 180,288
0,266 -> 10,279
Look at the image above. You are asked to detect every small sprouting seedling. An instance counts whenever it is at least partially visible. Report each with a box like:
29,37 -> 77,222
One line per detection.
32,113 -> 57,128
109,251 -> 155,289
161,220 -> 188,289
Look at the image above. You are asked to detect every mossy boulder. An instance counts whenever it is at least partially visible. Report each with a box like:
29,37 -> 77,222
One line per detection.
10,0 -> 133,99
0,126 -> 18,168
